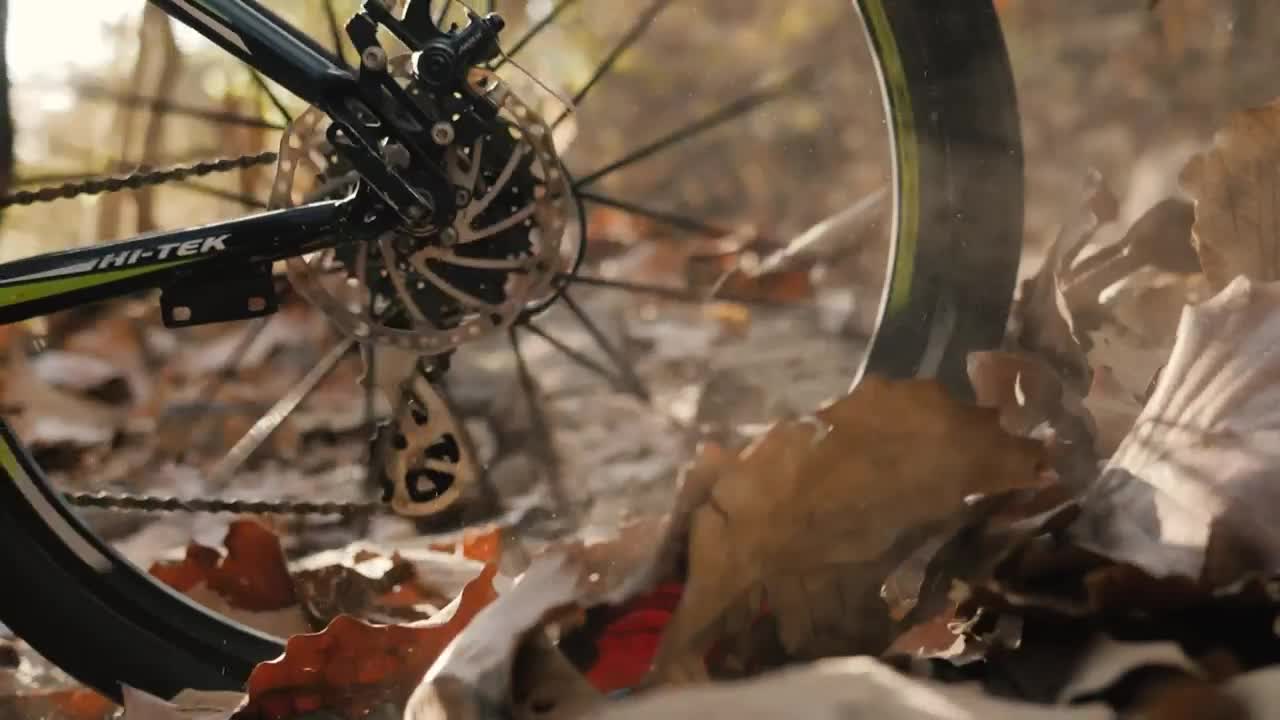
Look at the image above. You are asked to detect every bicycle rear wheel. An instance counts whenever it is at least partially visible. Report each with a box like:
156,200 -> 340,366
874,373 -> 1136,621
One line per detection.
0,0 -> 1022,701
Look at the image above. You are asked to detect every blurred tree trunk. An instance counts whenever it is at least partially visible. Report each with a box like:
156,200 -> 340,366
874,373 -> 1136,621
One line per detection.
1226,0 -> 1280,108
135,4 -> 182,232
0,0 -> 14,202
97,4 -> 182,239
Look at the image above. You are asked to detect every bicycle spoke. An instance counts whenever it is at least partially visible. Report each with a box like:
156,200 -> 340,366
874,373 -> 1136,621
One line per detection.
174,316 -> 272,456
207,338 -> 355,483
575,189 -> 728,237
363,349 -> 378,433
561,292 -> 649,400
197,317 -> 273,404
250,70 -> 294,125
522,321 -> 622,391
508,326 -> 559,471
552,0 -> 673,129
561,273 -> 790,308
68,84 -> 285,130
574,69 -> 808,188
184,319 -> 273,438
362,343 -> 380,490
325,0 -> 349,64
491,0 -> 580,70
436,0 -> 455,28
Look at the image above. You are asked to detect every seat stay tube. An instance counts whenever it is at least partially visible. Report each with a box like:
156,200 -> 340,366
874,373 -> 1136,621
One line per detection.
147,0 -> 358,106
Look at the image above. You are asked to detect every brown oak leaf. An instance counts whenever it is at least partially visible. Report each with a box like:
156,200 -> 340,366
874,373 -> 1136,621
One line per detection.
647,375 -> 1047,683
1181,100 -> 1280,291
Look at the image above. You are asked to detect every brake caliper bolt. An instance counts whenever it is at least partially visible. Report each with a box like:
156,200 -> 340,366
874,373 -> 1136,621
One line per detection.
383,142 -> 410,169
431,122 -> 456,145
362,46 -> 388,72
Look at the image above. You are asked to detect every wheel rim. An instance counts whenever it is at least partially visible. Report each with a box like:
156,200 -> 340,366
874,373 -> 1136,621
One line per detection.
0,0 -> 1021,699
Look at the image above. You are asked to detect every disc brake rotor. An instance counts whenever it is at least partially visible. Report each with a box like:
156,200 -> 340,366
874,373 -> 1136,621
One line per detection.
271,64 -> 572,355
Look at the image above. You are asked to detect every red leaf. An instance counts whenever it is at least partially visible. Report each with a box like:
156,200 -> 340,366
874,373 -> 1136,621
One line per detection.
149,520 -> 296,611
45,689 -> 116,720
235,564 -> 499,720
428,527 -> 502,563
584,583 -> 683,693
149,544 -> 220,593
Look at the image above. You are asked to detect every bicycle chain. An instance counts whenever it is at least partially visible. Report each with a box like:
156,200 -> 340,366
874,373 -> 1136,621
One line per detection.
0,152 -> 278,208
6,149 -> 389,517
61,490 -> 383,516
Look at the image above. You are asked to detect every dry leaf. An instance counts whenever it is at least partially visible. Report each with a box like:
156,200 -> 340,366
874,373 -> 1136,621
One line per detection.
2,343 -> 126,449
883,605 -> 1020,665
878,487 -> 1046,626
406,552 -> 602,720
391,548 -> 489,604
597,656 -> 1112,720
150,520 -> 297,612
1131,676 -> 1248,720
428,527 -> 503,564
648,376 -> 1046,681
292,554 -> 422,626
1071,277 -> 1280,585
235,564 -> 499,720
1182,100 -> 1280,291
1057,634 -> 1200,705
149,520 -> 311,637
560,582 -> 684,693
1081,366 -> 1144,458
1223,665 -> 1280,717
1015,172 -> 1207,415
181,583 -> 313,639
1081,268 -> 1209,407
0,643 -> 116,720
713,263 -> 814,304
409,520 -> 674,717
968,350 -> 1080,437
289,542 -> 471,625
509,634 -> 601,720
1012,171 -> 1115,386
1059,198 -> 1200,321
122,686 -> 244,720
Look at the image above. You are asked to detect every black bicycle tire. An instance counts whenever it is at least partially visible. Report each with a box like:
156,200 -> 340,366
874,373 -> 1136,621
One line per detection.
857,0 -> 1024,397
0,0 -> 1023,703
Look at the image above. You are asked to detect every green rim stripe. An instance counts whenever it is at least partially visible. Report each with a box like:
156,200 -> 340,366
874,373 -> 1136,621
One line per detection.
0,438 -> 23,481
861,0 -> 918,316
0,258 -> 199,308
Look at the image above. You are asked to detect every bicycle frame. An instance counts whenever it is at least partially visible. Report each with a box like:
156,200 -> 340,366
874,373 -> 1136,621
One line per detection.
0,0 -> 377,326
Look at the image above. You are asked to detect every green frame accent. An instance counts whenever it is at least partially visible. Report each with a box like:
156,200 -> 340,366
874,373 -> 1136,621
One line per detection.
0,439 -> 23,481
0,259 -> 200,308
